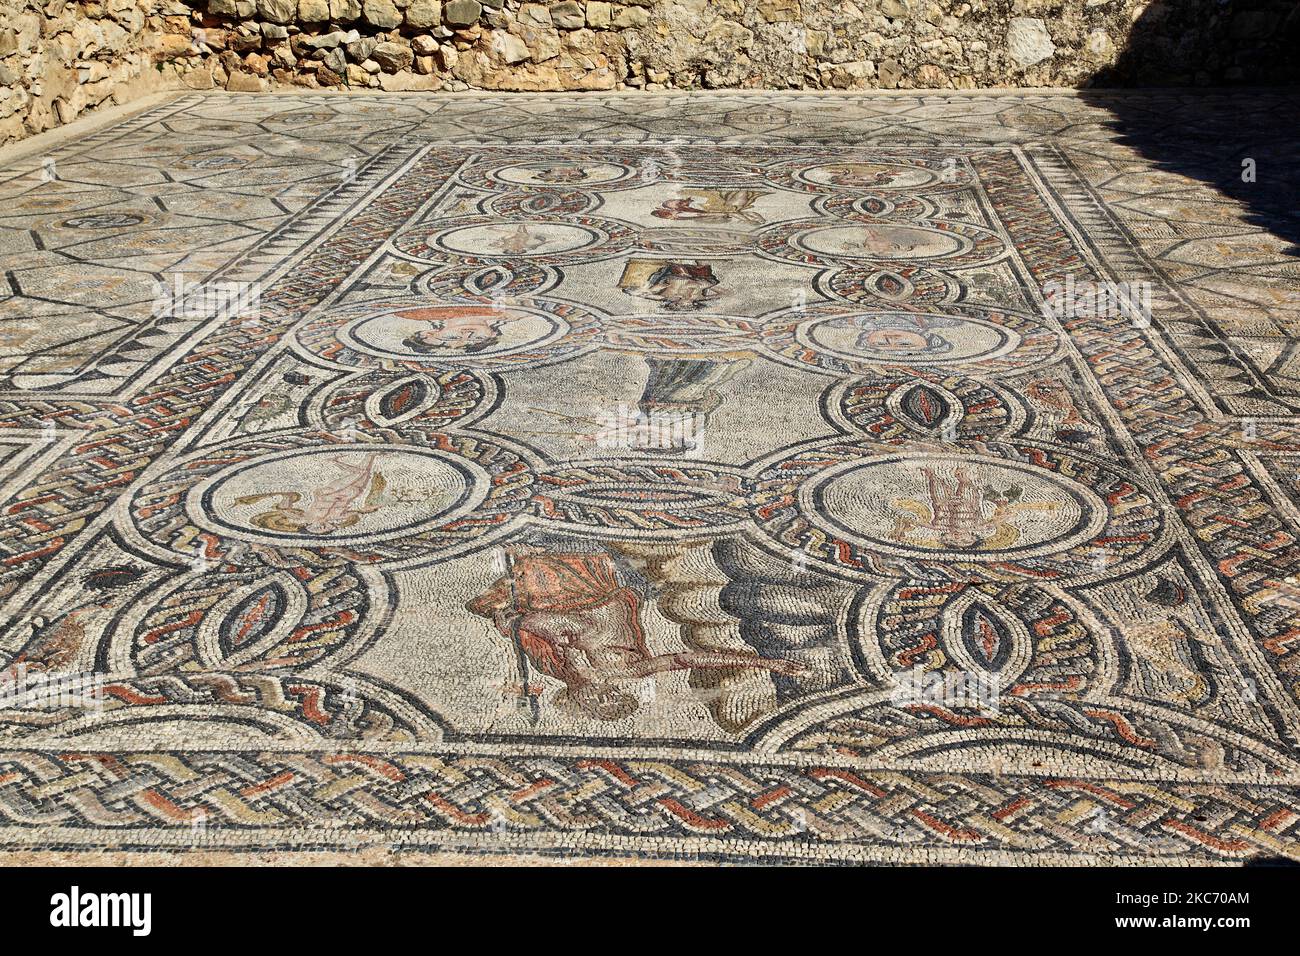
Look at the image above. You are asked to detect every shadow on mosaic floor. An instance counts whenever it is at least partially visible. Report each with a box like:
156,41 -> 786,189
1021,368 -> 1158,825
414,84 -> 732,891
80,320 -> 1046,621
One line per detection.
1081,0 -> 1300,255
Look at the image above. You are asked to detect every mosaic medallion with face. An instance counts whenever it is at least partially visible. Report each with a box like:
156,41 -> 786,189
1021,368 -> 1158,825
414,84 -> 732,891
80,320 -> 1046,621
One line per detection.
799,311 -> 1019,364
455,154 -> 646,193
489,162 -> 634,187
759,305 -> 1058,375
763,154 -> 977,195
339,303 -> 567,361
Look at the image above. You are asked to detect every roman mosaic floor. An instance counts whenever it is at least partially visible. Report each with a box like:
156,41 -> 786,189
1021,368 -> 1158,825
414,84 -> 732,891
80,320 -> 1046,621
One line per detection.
0,90 -> 1297,866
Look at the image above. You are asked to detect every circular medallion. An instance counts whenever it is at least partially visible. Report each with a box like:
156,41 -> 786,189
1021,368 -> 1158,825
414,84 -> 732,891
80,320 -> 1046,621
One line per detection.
295,296 -> 600,372
800,311 -> 1018,364
762,156 -> 977,195
437,222 -> 597,257
198,446 -> 484,543
456,155 -> 644,193
798,162 -> 940,191
340,303 -> 567,362
490,161 -> 634,187
130,434 -> 536,567
748,441 -> 1164,581
392,215 -> 633,267
808,454 -> 1103,560
759,305 -> 1058,375
59,213 -> 147,230
796,223 -> 966,260
758,218 -> 1006,268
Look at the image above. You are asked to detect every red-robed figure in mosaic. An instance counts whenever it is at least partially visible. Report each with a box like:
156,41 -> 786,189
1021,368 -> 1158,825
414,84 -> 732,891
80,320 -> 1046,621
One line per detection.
468,548 -> 803,721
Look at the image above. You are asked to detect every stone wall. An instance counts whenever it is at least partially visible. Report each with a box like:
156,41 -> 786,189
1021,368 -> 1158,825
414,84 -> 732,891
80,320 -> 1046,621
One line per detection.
1,1 -> 1297,146
0,0 -> 189,145
165,0 -> 1300,94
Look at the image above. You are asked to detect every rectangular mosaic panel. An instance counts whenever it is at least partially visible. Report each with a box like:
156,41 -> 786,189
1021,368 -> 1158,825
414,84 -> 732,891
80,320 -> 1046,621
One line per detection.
1,131 -> 1298,864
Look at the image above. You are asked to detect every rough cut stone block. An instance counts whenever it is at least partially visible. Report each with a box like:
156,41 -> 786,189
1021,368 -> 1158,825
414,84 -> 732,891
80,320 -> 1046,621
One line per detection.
379,71 -> 440,90
363,0 -> 403,28
518,3 -> 551,25
298,0 -> 330,21
522,25 -> 561,61
878,57 -> 902,87
371,40 -> 413,71
550,1 -> 584,28
346,35 -> 378,60
1007,17 -> 1055,68
256,0 -> 297,24
405,0 -> 441,28
757,0 -> 800,23
443,0 -> 481,26
612,5 -> 648,28
323,46 -> 347,71
182,68 -> 216,89
300,30 -> 349,49
226,70 -> 264,90
491,29 -> 528,64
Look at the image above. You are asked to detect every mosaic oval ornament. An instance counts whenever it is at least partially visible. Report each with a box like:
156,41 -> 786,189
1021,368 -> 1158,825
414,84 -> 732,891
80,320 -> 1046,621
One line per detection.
750,440 -> 1165,582
758,304 -> 1059,375
295,296 -> 601,372
129,434 -> 535,568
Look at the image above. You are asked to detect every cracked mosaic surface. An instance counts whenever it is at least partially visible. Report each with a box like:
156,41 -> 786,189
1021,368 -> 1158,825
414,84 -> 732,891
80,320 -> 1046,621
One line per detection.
0,90 -> 1298,865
